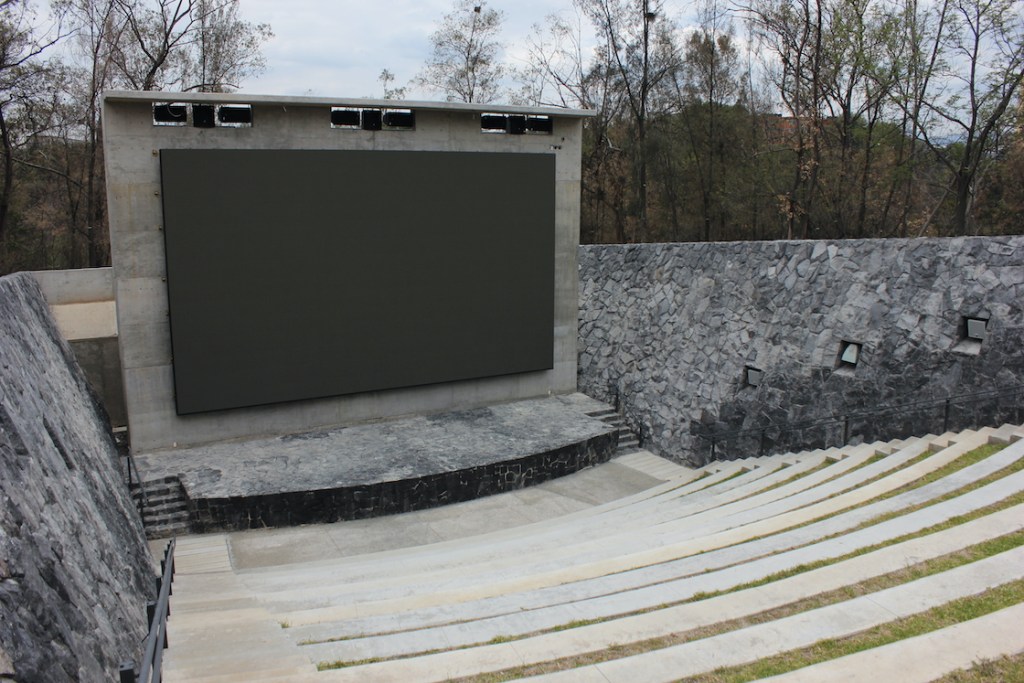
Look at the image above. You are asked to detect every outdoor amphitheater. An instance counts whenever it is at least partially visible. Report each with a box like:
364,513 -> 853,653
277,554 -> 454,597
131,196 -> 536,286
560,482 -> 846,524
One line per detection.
1,92 -> 1023,682
155,422 -> 1024,682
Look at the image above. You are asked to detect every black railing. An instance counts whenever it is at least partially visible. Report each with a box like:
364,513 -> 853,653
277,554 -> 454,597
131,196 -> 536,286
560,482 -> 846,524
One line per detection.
120,537 -> 176,683
125,451 -> 148,517
695,384 -> 1024,465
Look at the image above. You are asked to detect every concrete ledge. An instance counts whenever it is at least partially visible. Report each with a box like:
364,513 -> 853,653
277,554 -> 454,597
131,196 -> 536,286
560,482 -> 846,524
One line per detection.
134,395 -> 618,532
30,267 -> 114,304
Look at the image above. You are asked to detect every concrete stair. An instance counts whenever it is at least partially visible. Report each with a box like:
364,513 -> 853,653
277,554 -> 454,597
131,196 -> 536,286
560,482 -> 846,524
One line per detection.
585,407 -> 641,454
157,424 -> 1024,682
133,475 -> 191,539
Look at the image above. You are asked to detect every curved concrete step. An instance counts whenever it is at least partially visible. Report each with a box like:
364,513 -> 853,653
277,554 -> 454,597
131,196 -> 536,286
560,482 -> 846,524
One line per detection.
758,601 -> 1024,683
268,440 -> 1024,630
292,504 -> 1024,670
234,439 -> 891,592
236,433 -> 999,611
517,546 -> 1024,682
159,425 -> 1024,683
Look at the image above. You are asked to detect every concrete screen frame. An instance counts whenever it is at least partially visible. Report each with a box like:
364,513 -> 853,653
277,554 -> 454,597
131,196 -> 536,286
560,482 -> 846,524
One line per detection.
103,91 -> 592,453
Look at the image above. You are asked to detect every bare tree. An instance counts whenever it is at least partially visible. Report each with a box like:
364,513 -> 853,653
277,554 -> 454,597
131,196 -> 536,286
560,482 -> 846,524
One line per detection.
417,0 -> 505,103
669,0 -> 741,241
0,0 -> 64,251
576,0 -> 678,241
181,0 -> 271,92
54,0 -> 125,266
109,0 -> 196,90
744,0 -> 828,238
519,11 -> 632,242
913,0 -> 1024,233
378,68 -> 406,100
109,0 -> 270,92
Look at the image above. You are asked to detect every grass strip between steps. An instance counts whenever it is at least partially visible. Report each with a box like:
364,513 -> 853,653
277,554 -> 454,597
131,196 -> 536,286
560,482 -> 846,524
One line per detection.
679,441 -> 1013,572
450,574 -> 1024,683
314,528 -> 1024,674
932,651 -> 1024,682
687,467 -> 751,493
677,578 -> 1024,683
603,441 -> 1010,585
303,442 -> 1018,648
728,458 -> 835,502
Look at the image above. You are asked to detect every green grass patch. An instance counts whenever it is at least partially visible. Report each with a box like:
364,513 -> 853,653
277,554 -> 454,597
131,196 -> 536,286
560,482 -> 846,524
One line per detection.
669,470 -> 711,490
688,520 -> 1024,602
851,443 -> 1014,529
933,651 -> 1024,682
731,458 -> 835,500
679,578 -> 1024,682
313,439 -> 1021,667
750,441 -> 1010,548
824,446 -> 933,498
388,528 -> 1024,681
318,656 -> 383,671
711,467 -> 752,487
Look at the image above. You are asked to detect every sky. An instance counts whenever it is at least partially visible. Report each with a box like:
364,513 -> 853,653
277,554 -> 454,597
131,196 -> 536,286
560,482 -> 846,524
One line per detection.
237,0 -> 594,101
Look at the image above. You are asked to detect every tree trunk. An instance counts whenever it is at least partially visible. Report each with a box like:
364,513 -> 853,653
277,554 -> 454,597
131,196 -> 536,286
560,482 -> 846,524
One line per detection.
0,106 -> 13,248
952,172 -> 973,235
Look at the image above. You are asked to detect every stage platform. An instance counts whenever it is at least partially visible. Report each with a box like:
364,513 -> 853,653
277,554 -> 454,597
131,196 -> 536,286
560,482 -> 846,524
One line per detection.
133,393 -> 620,532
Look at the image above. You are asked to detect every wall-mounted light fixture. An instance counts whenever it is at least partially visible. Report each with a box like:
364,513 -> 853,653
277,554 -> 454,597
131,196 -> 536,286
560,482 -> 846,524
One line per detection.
152,102 -> 253,128
965,316 -> 988,341
954,314 -> 989,355
836,340 -> 862,373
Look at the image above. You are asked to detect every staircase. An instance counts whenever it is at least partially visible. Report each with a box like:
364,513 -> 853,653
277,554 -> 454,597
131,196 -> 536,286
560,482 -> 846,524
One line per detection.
132,476 -> 191,539
586,407 -> 641,454
156,422 -> 1024,682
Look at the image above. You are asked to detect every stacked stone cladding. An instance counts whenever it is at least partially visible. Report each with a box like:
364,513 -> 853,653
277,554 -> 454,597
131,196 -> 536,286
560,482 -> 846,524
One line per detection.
0,273 -> 154,682
578,236 -> 1024,465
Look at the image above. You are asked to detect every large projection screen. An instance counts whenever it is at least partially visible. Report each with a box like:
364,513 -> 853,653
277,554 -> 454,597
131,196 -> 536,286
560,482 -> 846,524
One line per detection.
160,149 -> 555,415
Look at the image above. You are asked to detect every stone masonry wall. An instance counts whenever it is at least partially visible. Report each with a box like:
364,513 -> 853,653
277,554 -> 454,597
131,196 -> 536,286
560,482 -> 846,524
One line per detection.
0,273 -> 154,682
578,237 -> 1024,465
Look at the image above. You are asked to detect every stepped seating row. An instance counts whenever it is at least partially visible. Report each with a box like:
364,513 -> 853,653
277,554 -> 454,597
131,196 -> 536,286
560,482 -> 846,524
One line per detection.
162,422 -> 1024,682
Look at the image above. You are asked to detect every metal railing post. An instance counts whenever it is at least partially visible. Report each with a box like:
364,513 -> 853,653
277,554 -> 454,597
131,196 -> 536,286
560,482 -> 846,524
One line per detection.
943,398 -> 951,433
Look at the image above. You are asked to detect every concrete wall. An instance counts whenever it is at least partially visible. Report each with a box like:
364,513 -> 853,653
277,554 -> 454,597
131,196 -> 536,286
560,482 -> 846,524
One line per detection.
578,237 -> 1024,465
31,267 -> 113,304
30,269 -> 126,427
0,273 -> 154,682
103,92 -> 589,453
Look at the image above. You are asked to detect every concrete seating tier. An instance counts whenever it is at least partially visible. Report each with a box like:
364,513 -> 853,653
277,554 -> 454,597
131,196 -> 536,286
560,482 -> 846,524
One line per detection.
160,423 -> 1024,682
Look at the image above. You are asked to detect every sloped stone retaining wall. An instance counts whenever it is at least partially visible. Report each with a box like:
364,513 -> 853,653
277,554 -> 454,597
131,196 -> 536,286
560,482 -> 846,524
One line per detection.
0,273 -> 154,682
578,236 -> 1024,465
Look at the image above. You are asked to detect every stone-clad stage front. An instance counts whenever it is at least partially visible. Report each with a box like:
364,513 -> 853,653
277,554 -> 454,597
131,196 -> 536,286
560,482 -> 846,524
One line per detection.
133,394 -> 619,533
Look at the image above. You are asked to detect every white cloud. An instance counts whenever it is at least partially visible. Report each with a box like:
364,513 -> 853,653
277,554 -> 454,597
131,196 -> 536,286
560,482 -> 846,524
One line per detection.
237,0 -> 587,101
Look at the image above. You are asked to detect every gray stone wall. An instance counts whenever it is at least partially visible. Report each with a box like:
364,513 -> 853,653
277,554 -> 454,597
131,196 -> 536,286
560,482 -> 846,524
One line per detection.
578,237 -> 1024,465
0,273 -> 154,682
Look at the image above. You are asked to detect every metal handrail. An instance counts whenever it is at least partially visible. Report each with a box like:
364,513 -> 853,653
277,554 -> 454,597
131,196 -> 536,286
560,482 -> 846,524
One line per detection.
119,537 -> 176,683
125,451 -> 149,516
695,383 -> 1024,464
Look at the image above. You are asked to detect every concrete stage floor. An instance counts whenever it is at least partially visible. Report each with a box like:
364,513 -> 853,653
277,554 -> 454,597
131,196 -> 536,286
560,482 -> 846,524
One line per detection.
133,393 -> 620,531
